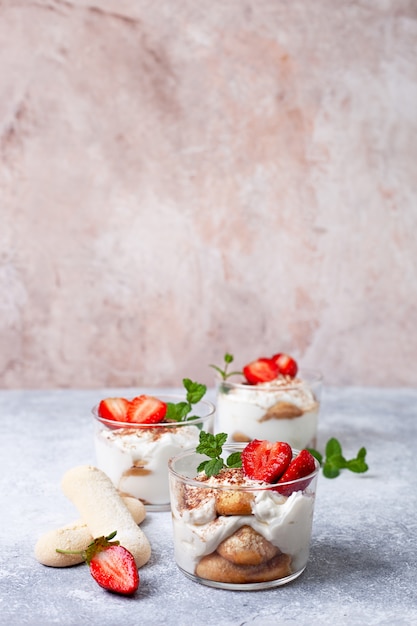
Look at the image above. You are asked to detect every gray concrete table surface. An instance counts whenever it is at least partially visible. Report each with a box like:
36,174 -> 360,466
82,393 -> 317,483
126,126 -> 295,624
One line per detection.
0,386 -> 416,626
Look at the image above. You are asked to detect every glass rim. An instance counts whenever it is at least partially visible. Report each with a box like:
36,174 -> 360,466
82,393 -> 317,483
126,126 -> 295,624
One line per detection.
92,394 -> 215,429
168,444 -> 320,492
215,367 -> 323,390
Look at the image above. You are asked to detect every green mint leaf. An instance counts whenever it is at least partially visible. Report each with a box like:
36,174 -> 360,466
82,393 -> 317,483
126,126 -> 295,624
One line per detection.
203,458 -> 225,477
196,441 -> 216,457
346,458 -> 369,473
164,378 -> 207,422
196,430 -> 212,451
205,433 -> 227,457
357,447 -> 367,460
226,452 -> 242,468
213,432 -> 228,449
346,447 -> 368,473
197,460 -> 209,473
325,437 -> 342,458
327,453 -> 347,469
209,353 -> 243,380
316,438 -> 369,479
196,431 -> 227,458
165,401 -> 190,422
183,378 -> 207,404
322,463 -> 341,478
195,431 -> 231,476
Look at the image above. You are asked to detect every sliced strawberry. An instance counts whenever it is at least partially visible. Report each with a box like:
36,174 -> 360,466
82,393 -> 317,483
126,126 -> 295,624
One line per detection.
277,449 -> 317,496
55,531 -> 139,595
127,394 -> 167,424
241,439 -> 292,483
272,353 -> 298,377
89,543 -> 139,595
243,357 -> 279,385
98,397 -> 130,422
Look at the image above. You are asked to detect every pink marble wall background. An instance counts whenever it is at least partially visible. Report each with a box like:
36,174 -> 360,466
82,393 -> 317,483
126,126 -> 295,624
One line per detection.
0,0 -> 416,389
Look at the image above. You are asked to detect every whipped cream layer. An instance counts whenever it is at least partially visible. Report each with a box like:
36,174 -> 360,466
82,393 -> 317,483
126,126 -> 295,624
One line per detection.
170,468 -> 316,577
94,424 -> 201,505
216,375 -> 320,449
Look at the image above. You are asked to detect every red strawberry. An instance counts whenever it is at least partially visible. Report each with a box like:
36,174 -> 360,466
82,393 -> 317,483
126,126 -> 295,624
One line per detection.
127,394 -> 167,424
272,353 -> 298,377
56,532 -> 139,596
241,439 -> 292,483
88,542 -> 139,595
243,358 -> 279,385
98,397 -> 130,422
277,449 -> 317,496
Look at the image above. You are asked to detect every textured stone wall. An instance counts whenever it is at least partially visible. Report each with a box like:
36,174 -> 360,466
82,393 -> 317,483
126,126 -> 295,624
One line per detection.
1,0 -> 416,389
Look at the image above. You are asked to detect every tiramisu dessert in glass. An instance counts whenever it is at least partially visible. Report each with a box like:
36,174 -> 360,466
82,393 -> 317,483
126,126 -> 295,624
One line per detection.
92,379 -> 215,511
213,352 -> 322,450
168,432 -> 320,590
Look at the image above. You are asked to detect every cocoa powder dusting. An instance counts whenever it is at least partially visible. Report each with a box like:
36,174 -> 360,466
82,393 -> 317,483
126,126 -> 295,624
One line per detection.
111,426 -> 183,440
181,468 -> 249,510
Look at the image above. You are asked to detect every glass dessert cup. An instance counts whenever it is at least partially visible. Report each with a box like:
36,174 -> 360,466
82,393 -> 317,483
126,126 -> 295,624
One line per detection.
92,395 -> 215,512
214,369 -> 323,450
168,445 -> 320,590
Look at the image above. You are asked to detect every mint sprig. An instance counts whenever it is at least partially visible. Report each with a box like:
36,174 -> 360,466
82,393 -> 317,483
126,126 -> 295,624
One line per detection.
194,431 -> 368,480
165,378 -> 207,422
196,431 -> 242,477
308,437 -> 369,479
209,353 -> 242,381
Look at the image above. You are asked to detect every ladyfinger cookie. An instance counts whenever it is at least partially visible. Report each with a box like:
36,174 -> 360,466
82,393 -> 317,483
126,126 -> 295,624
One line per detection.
61,465 -> 151,568
216,525 -> 280,566
34,495 -> 146,567
195,551 -> 292,584
215,490 -> 254,516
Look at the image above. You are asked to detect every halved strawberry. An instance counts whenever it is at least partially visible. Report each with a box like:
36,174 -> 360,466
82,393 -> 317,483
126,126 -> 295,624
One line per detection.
277,449 -> 317,496
272,353 -> 298,377
98,397 -> 130,422
56,531 -> 139,596
241,439 -> 292,483
243,358 -> 279,385
127,394 -> 167,424
87,537 -> 139,595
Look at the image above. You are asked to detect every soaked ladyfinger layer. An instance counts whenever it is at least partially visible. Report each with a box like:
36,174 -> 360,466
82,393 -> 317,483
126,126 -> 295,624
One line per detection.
216,525 -> 280,566
195,551 -> 292,584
